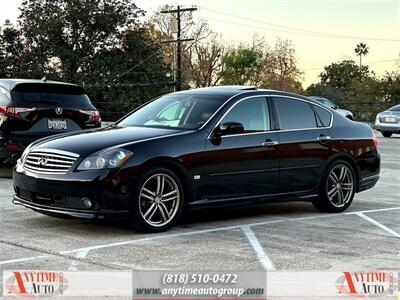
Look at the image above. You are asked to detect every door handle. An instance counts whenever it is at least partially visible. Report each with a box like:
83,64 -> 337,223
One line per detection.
262,139 -> 279,147
316,134 -> 331,141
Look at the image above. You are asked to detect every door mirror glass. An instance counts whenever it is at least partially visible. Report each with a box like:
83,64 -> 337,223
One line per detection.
215,122 -> 244,136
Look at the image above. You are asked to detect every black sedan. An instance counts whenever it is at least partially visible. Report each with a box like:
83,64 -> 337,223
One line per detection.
13,86 -> 380,232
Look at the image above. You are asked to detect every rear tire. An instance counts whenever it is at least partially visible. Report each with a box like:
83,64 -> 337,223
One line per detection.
313,160 -> 356,213
382,131 -> 392,138
129,167 -> 184,232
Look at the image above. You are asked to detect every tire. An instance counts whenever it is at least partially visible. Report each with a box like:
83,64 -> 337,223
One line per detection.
382,131 -> 392,138
313,160 -> 356,213
129,167 -> 184,232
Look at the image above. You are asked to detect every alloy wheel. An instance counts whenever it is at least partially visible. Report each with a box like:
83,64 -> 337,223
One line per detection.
139,173 -> 181,227
327,164 -> 354,208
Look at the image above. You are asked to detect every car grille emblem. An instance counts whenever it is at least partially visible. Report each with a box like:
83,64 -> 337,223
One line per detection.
39,158 -> 48,166
55,107 -> 63,115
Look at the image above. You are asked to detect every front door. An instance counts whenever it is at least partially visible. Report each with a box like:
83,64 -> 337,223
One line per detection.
202,96 -> 280,201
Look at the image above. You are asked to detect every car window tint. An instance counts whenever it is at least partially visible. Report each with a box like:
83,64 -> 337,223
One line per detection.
222,97 -> 270,132
313,105 -> 332,127
274,97 -> 317,130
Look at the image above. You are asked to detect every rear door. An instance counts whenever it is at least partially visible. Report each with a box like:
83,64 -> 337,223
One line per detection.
273,96 -> 334,194
5,83 -> 100,139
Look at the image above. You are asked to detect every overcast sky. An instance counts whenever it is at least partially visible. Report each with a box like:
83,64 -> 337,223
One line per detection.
1,0 -> 399,86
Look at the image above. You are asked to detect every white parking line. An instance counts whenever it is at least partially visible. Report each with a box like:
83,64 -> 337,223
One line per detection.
0,255 -> 47,265
1,206 -> 400,266
68,249 -> 91,271
355,212 -> 400,238
241,225 -> 276,270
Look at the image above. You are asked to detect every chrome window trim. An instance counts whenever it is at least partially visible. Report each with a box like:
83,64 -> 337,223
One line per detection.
207,94 -> 334,139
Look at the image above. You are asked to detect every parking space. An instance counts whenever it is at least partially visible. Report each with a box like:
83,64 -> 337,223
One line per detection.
0,132 -> 399,286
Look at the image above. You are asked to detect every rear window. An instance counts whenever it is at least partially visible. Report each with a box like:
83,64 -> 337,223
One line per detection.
388,105 -> 400,111
10,83 -> 93,108
274,97 -> 317,130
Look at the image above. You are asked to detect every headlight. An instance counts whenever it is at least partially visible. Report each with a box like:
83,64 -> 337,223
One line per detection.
77,149 -> 132,170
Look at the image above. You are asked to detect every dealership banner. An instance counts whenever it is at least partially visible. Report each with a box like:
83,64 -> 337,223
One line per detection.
132,271 -> 266,299
3,270 -> 132,298
2,270 -> 399,299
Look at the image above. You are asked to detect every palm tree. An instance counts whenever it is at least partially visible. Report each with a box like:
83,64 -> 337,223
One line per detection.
354,43 -> 369,68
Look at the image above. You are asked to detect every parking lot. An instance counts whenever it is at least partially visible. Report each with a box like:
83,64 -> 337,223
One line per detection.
0,132 -> 399,285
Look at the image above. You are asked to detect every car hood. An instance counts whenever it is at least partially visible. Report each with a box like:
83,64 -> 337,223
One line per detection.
31,126 -> 186,157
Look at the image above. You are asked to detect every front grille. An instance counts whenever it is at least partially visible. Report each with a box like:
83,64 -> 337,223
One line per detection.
24,150 -> 79,174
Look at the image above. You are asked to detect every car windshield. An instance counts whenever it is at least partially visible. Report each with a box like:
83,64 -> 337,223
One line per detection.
118,94 -> 225,130
388,105 -> 400,111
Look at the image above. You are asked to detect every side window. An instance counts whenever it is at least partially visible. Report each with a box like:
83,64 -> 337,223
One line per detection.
274,97 -> 317,130
313,105 -> 332,127
221,97 -> 270,132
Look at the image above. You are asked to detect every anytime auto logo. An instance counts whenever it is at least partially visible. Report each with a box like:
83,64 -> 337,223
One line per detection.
336,271 -> 398,297
4,271 -> 69,297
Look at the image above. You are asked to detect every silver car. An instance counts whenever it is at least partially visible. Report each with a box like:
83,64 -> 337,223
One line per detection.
309,96 -> 354,120
375,104 -> 400,137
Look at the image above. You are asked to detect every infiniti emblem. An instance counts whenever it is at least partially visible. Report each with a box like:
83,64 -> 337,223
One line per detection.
39,158 -> 48,166
55,107 -> 63,115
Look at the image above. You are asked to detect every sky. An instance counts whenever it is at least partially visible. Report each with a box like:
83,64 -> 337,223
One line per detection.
1,0 -> 399,87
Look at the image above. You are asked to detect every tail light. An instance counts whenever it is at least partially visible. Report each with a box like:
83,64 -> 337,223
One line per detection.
79,109 -> 101,122
0,106 -> 36,119
371,128 -> 378,149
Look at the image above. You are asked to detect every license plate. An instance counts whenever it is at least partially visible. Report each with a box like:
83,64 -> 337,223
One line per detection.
385,117 -> 396,122
48,119 -> 67,130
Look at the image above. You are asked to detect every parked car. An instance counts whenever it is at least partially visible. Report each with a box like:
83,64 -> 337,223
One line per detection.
13,86 -> 380,232
0,79 -> 101,164
309,96 -> 354,120
375,104 -> 400,137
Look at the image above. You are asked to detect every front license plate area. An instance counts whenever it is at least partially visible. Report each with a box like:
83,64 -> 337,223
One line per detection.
48,119 -> 67,130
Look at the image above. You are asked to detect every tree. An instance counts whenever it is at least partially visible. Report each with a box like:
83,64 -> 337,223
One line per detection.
17,0 -> 145,82
219,37 -> 303,92
188,36 -> 224,87
354,43 -> 369,68
319,60 -> 371,91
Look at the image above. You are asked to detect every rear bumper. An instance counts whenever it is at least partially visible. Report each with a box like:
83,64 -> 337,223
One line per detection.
375,123 -> 400,133
358,175 -> 380,192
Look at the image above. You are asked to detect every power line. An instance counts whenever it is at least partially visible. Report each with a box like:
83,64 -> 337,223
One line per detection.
200,6 -> 400,42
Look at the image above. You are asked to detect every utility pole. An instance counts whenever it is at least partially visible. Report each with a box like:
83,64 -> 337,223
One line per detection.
161,6 -> 197,91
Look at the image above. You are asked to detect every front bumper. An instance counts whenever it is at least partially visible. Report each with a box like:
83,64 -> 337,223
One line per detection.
13,165 -> 131,220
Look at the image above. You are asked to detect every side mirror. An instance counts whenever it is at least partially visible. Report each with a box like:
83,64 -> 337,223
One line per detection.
213,122 -> 244,137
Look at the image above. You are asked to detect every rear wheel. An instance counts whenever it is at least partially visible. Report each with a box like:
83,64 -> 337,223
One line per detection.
129,167 -> 184,232
313,160 -> 356,213
382,131 -> 392,138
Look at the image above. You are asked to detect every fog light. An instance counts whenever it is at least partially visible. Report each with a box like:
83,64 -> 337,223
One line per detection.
82,197 -> 92,209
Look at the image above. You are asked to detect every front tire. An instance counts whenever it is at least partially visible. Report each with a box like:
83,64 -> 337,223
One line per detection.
129,167 -> 184,232
313,160 -> 356,213
382,131 -> 392,138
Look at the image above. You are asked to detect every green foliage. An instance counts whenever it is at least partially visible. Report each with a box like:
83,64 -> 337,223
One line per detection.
220,46 -> 262,86
320,60 -> 371,90
219,38 -> 303,92
0,0 -> 170,121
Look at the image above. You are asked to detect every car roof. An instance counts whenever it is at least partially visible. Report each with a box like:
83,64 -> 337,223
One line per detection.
175,85 -> 310,101
0,78 -> 80,91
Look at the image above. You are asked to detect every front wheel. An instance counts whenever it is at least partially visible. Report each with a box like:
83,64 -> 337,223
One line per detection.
382,131 -> 392,138
129,167 -> 184,232
313,160 -> 356,213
